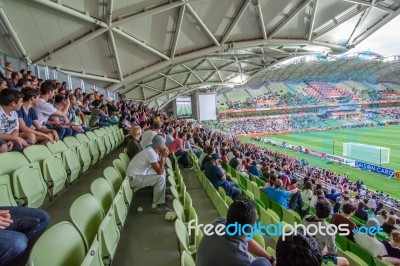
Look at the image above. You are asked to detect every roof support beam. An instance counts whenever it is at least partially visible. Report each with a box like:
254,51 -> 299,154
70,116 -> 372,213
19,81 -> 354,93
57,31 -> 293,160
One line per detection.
208,59 -> 223,82
171,5 -> 186,59
183,64 -> 203,83
108,30 -> 123,81
106,0 -> 114,26
348,4 -> 373,44
340,0 -> 395,14
269,0 -> 313,39
159,73 -> 183,87
186,4 -> 220,46
112,1 -> 185,28
112,28 -> 170,61
312,5 -> 369,41
59,68 -> 120,83
307,0 -> 318,41
0,7 -> 30,61
254,0 -> 267,39
221,0 -> 251,44
33,28 -> 108,63
139,84 -> 164,93
31,0 -> 108,28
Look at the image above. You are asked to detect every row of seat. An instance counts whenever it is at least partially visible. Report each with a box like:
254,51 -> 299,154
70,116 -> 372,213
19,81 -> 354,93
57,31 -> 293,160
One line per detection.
0,125 -> 125,208
218,160 -> 391,266
28,154 -> 132,266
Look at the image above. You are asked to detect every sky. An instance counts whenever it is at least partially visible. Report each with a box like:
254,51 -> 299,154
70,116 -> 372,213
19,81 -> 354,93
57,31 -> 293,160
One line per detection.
351,15 -> 400,57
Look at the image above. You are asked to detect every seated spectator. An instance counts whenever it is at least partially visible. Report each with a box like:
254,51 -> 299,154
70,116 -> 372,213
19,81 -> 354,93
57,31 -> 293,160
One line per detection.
262,179 -> 308,216
287,178 -> 298,190
0,89 -> 29,152
18,87 -> 58,144
204,154 -> 241,200
355,217 -> 387,259
220,150 -> 228,163
68,94 -> 89,132
382,231 -> 400,265
325,189 -> 341,203
198,146 -> 208,168
331,203 -> 358,241
236,159 -> 247,174
303,200 -> 349,266
126,135 -> 171,213
248,161 -> 263,179
0,207 -> 50,266
185,133 -> 201,158
196,199 -> 275,266
301,181 -> 313,205
33,81 -> 72,139
127,126 -> 142,160
382,217 -> 397,235
89,100 -> 110,128
169,132 -> 191,168
165,127 -> 174,147
229,152 -> 241,170
376,210 -> 388,225
354,202 -> 369,221
276,230 -> 323,266
141,121 -> 163,149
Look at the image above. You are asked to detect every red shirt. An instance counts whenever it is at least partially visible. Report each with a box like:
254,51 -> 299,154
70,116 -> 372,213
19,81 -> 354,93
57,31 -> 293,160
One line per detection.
169,138 -> 183,153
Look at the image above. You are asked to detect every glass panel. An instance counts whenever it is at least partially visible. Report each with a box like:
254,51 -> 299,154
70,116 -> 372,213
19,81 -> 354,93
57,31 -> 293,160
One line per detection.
4,55 -> 20,72
37,65 -> 48,79
71,76 -> 81,91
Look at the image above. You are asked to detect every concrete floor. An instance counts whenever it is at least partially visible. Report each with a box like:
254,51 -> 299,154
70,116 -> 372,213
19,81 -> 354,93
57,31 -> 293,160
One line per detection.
45,147 -> 219,266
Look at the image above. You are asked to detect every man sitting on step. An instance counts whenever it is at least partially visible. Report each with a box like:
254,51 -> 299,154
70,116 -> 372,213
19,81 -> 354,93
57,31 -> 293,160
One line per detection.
126,135 -> 172,214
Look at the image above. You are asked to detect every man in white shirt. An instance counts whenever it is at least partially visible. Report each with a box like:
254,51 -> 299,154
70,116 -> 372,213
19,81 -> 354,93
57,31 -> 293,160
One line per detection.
355,217 -> 388,259
127,135 -> 171,213
140,120 -> 163,149
33,81 -> 71,139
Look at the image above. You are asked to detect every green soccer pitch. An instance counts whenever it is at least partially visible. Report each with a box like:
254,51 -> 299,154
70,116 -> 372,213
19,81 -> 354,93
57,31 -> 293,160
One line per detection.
239,125 -> 400,199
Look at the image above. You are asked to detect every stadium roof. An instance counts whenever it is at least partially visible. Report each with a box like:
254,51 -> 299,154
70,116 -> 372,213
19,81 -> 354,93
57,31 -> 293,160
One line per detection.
1,0 -> 399,107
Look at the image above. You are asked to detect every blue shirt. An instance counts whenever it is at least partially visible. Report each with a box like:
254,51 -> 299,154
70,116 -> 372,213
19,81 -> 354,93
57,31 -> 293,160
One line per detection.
204,161 -> 225,189
17,107 -> 38,128
325,193 -> 341,203
263,187 -> 291,209
248,165 -> 261,177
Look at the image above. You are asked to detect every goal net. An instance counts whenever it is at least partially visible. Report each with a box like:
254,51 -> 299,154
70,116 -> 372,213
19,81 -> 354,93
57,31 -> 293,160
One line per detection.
343,142 -> 390,164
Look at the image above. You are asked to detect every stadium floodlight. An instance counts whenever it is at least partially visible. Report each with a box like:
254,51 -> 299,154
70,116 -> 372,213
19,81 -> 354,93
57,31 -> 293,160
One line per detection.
343,142 -> 390,165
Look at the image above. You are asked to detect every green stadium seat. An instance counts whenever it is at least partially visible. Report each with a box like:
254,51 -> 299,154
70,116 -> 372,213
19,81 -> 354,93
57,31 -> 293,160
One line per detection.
90,178 -> 114,216
23,145 -> 67,198
70,194 -> 104,250
184,191 -> 192,220
63,136 -> 91,173
112,192 -> 128,230
343,251 -> 368,266
217,195 -> 229,217
218,186 -> 226,201
259,190 -> 270,209
98,206 -> 120,263
81,238 -> 103,266
103,167 -> 123,195
225,196 -> 234,206
348,240 -> 375,266
113,159 -> 126,178
335,234 -> 349,251
266,208 -> 280,222
269,200 -> 283,220
0,152 -> 47,208
281,206 -> 300,225
87,131 -> 106,160
28,221 -> 86,266
0,174 -> 17,206
119,153 -> 130,168
252,229 -> 265,250
121,178 -> 133,206
181,251 -> 195,266
246,190 -> 255,200
175,218 -> 196,255
375,258 -> 393,266
173,199 -> 186,222
75,133 -> 99,166
47,140 -> 81,183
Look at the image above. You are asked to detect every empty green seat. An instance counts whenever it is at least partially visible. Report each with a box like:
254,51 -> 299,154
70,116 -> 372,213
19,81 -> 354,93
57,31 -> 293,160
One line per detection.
63,136 -> 91,173
47,140 -> 81,183
259,190 -> 270,209
113,159 -> 126,177
103,167 -> 123,195
28,221 -> 86,266
98,206 -> 120,262
70,194 -> 104,250
81,238 -> 103,266
23,145 -> 67,197
90,178 -> 114,216
87,131 -> 105,160
0,174 -> 17,206
269,200 -> 283,220
173,199 -> 186,222
181,250 -> 195,266
245,190 -> 255,200
112,192 -> 128,229
348,240 -> 375,266
119,153 -> 130,168
225,196 -> 234,206
121,178 -> 133,206
175,218 -> 196,255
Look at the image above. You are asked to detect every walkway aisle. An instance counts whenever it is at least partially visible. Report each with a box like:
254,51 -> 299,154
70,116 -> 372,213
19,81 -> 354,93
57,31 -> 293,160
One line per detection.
112,167 -> 219,266
44,146 -> 125,226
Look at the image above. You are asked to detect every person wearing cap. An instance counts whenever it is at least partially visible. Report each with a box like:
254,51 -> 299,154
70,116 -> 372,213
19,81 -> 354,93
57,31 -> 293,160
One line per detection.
126,135 -> 171,214
331,203 -> 358,241
355,217 -> 388,259
204,153 -> 241,200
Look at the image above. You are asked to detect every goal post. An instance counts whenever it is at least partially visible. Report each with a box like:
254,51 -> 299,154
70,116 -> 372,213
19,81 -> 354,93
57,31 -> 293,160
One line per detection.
343,142 -> 390,165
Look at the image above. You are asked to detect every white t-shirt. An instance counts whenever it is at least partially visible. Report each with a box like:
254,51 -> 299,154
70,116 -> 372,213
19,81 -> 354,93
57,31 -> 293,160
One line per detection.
33,98 -> 57,125
0,106 -> 19,134
355,233 -> 387,257
126,147 -> 159,176
227,151 -> 235,162
140,130 -> 157,149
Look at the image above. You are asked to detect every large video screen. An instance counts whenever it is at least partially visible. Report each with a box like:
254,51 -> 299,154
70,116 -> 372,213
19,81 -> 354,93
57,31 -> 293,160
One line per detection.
176,97 -> 192,117
198,93 -> 217,121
